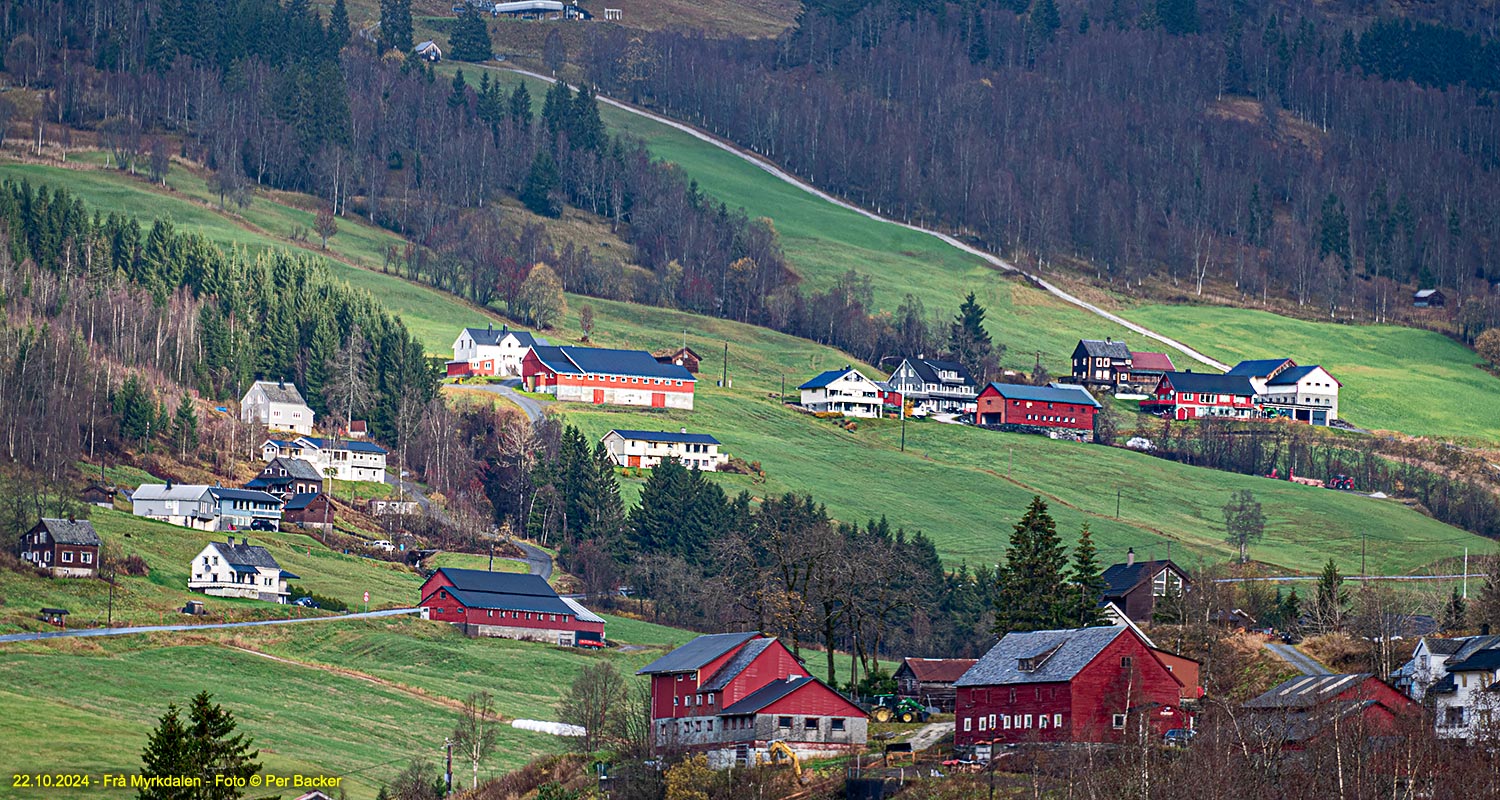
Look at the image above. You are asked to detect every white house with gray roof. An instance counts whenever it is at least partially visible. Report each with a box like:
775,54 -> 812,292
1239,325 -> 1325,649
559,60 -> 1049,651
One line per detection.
601,429 -> 727,471
131,483 -> 219,530
188,536 -> 299,603
241,380 -> 316,435
448,324 -> 546,378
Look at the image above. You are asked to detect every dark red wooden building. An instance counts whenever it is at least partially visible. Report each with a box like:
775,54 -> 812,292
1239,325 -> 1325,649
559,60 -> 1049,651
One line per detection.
894,658 -> 978,711
419,568 -> 605,647
975,382 -> 1101,437
1100,551 -> 1192,624
1139,371 -> 1259,420
637,632 -> 867,767
21,518 -> 102,578
954,626 -> 1193,746
1242,673 -> 1420,748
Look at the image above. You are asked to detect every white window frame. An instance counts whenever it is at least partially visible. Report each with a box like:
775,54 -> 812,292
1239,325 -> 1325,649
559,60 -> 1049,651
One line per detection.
1112,714 -> 1127,730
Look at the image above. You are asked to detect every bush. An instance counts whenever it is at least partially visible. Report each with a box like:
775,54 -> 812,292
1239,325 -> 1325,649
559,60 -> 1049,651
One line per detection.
285,584 -> 349,612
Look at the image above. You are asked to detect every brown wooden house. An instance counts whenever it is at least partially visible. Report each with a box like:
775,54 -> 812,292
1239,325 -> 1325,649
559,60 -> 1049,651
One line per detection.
895,657 -> 978,711
1099,550 -> 1191,623
654,346 -> 702,374
22,518 -> 103,578
80,484 -> 116,508
283,492 -> 333,530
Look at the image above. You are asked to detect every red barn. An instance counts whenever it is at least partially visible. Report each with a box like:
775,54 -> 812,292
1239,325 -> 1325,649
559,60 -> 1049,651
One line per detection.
521,345 -> 696,410
1139,371 -> 1259,420
975,382 -> 1101,438
637,632 -> 867,768
1243,673 -> 1420,748
419,568 -> 604,647
954,626 -> 1192,747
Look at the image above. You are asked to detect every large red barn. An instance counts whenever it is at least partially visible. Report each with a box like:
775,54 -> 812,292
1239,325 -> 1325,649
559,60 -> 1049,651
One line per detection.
975,382 -> 1101,438
954,626 -> 1193,747
637,632 -> 867,768
419,568 -> 604,647
1242,673 -> 1420,748
521,345 -> 696,410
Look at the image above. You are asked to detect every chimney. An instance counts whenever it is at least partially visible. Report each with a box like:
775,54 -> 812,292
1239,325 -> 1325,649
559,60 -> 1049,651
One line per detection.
166,479 -> 173,490
227,536 -> 234,547
1126,547 -> 1136,567
1484,623 -> 1493,636
488,322 -> 494,333
278,377 -> 286,390
681,427 -> 687,434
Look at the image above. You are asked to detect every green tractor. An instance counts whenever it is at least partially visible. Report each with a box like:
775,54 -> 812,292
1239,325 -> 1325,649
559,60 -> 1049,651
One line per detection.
867,694 -> 930,724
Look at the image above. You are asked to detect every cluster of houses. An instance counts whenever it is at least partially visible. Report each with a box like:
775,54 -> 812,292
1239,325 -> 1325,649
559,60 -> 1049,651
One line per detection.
1394,632 -> 1500,742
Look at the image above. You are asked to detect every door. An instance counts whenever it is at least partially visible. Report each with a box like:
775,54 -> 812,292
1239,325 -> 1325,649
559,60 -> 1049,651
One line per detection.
593,389 -> 605,404
1312,409 -> 1327,425
651,392 -> 666,408
628,456 -> 640,467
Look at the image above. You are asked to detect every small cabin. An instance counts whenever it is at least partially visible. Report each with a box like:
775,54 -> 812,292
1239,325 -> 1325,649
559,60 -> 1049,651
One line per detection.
1413,289 -> 1446,308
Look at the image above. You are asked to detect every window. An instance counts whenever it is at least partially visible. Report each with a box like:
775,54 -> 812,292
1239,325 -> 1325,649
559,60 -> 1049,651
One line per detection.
989,714 -> 997,730
62,551 -> 73,563
1038,715 -> 1047,730
1024,715 -> 1032,729
707,720 -> 713,731
804,718 -> 819,730
777,717 -> 792,729
831,719 -> 845,732
674,697 -> 679,707
964,717 -> 972,732
1003,716 -> 1011,730
1112,714 -> 1127,730
1121,656 -> 1133,669
695,721 -> 702,732
978,717 -> 987,731
1053,714 -> 1062,728
707,693 -> 715,706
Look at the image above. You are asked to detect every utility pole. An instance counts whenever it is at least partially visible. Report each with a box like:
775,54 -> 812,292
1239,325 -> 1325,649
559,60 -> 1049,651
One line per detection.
900,402 -> 906,452
780,374 -> 785,402
1116,488 -> 1121,519
488,538 -> 494,572
1360,531 -> 1367,578
1463,547 -> 1469,598
444,738 -> 454,797
721,342 -> 728,388
106,566 -> 116,627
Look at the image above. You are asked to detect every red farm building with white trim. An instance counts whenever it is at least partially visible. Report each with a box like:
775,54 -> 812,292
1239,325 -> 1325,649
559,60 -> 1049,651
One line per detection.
975,382 -> 1101,438
418,568 -> 604,647
522,345 -> 696,410
637,632 -> 868,768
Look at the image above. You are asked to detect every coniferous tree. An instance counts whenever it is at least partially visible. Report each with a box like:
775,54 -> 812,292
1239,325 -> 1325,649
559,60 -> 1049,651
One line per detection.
967,7 -> 990,64
583,442 -> 626,545
571,85 -> 605,152
947,291 -> 996,384
1476,557 -> 1500,631
138,703 -> 193,800
379,0 -> 413,54
1030,0 -> 1061,42
509,82 -> 534,128
1442,587 -> 1467,632
1065,524 -> 1108,627
993,496 -> 1069,635
449,8 -> 492,62
521,150 -> 562,217
115,375 -> 155,443
187,691 -> 261,797
1156,0 -> 1198,35
173,394 -> 199,458
327,0 -> 350,51
448,70 -> 469,109
1315,558 -> 1349,631
630,457 -> 692,555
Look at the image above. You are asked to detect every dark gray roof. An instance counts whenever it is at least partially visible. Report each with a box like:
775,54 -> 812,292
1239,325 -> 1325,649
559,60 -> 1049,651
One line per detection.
531,345 -> 695,381
300,436 -> 388,455
1447,648 -> 1500,673
465,325 -> 542,349
720,676 -> 815,715
284,492 -> 323,511
249,380 -> 307,406
210,541 -> 283,570
1225,359 -> 1295,378
1157,371 -> 1258,397
799,366 -> 867,390
1100,560 -> 1185,597
211,487 -> 283,504
1451,634 -> 1500,662
701,638 -> 776,692
955,627 -> 1127,687
35,518 -> 102,546
980,382 -> 1101,408
274,458 -> 324,481
429,568 -> 580,616
1242,674 -> 1375,709
1248,701 -> 1379,743
636,632 -> 760,675
1075,339 -> 1131,359
1422,637 -> 1466,656
902,358 -> 975,387
607,429 -> 720,446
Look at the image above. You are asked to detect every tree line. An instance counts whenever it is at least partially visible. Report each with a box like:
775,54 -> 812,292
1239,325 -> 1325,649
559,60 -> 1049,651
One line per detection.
581,0 -> 1500,333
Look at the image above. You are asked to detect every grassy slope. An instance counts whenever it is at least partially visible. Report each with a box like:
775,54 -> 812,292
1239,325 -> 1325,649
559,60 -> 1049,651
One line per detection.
1130,305 -> 1500,441
2,157 -> 1491,575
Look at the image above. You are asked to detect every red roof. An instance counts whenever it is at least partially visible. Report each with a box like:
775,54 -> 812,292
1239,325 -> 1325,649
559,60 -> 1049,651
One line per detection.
899,658 -> 978,683
1130,351 -> 1176,372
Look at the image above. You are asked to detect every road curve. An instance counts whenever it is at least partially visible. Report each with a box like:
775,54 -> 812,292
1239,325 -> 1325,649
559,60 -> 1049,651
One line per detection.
0,608 -> 420,644
514,539 -> 554,580
496,66 -> 1228,373
443,379 -> 546,423
1264,641 -> 1332,676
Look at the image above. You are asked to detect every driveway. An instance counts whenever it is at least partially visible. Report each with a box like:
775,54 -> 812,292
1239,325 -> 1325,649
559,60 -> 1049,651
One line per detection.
384,472 -> 454,527
1264,641 -> 1332,676
514,539 -> 554,580
444,379 -> 547,423
0,608 -> 420,644
906,721 -> 955,752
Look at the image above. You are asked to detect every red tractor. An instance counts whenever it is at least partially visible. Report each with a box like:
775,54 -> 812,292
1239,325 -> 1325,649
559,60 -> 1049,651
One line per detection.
1325,474 -> 1355,491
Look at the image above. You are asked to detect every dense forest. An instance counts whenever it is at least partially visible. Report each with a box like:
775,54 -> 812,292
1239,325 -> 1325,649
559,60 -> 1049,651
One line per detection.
583,0 -> 1500,336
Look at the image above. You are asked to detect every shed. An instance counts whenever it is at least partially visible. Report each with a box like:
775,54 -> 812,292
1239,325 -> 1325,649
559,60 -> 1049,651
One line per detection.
894,658 -> 978,711
1412,289 -> 1446,308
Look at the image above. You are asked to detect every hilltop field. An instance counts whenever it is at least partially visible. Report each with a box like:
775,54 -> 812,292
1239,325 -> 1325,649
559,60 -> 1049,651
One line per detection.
1,154 -> 1493,578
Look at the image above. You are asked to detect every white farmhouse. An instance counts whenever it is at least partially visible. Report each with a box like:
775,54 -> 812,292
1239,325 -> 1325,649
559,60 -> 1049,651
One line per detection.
1225,359 -> 1341,426
447,324 -> 546,378
798,366 -> 884,418
1394,637 -> 1467,702
131,483 -> 218,530
188,536 -> 298,603
262,436 -> 388,483
240,380 -> 316,435
1431,636 -> 1500,742
601,429 -> 728,471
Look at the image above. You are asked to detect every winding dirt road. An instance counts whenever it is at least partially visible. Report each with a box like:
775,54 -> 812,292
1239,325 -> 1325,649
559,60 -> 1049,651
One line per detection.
495,66 -> 1228,372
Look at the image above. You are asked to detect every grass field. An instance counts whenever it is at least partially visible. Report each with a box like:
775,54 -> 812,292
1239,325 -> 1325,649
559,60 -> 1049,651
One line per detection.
425,551 -> 530,573
1130,305 -> 1500,441
4,156 -> 1492,575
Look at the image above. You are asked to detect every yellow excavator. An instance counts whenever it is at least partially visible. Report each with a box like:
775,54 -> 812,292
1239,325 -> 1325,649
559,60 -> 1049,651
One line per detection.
760,740 -> 805,783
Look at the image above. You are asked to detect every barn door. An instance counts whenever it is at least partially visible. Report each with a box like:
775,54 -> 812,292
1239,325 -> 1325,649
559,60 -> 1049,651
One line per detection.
593,389 -> 605,404
651,393 -> 666,408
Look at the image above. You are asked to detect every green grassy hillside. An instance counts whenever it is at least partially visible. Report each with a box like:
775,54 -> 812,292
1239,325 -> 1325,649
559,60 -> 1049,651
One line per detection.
1131,305 -> 1500,441
2,156 -> 1491,576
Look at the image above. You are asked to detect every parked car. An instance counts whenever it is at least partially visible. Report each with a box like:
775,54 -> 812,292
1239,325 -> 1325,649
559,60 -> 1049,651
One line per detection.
1163,728 -> 1197,747
249,518 -> 277,531
368,540 -> 396,552
293,596 -> 319,608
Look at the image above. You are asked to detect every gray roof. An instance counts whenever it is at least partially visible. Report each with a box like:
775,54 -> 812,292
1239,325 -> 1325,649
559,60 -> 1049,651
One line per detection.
1420,637 -> 1465,656
900,357 -> 975,388
465,325 -> 542,349
637,631 -> 760,675
1242,674 -> 1375,709
701,638 -> 776,692
1075,339 -> 1131,359
273,458 -> 324,481
955,627 -> 1127,687
979,382 -> 1101,408
248,380 -> 308,406
133,484 -> 214,502
1447,648 -> 1500,673
1101,560 -> 1186,597
720,676 -> 815,715
209,540 -> 283,570
35,518 -> 102,546
1451,634 -> 1500,663
606,429 -> 721,446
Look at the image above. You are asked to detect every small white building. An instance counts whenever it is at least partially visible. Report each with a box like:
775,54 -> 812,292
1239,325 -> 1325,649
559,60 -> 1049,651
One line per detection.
448,324 -> 546,378
601,429 -> 727,471
1225,359 -> 1341,426
262,436 -> 388,483
1394,637 -> 1467,702
188,537 -> 298,603
798,366 -> 883,418
240,380 -> 316,435
1430,636 -> 1500,742
131,483 -> 218,530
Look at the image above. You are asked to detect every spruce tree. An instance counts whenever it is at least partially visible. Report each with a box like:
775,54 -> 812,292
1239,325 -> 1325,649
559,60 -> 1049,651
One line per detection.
1065,524 -> 1108,627
1030,0 -> 1061,42
521,150 -> 562,217
583,442 -> 626,546
1156,0 -> 1198,35
448,69 -> 469,109
379,0 -> 413,54
510,82 -> 534,128
571,84 -> 605,152
139,703 -> 194,800
993,496 -> 1070,635
328,0 -> 350,52
540,80 -> 571,143
630,458 -> 692,556
968,7 -> 990,65
187,691 -> 261,797
173,394 -> 199,457
1442,587 -> 1467,632
449,8 -> 492,62
116,375 -> 155,442
947,291 -> 995,384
